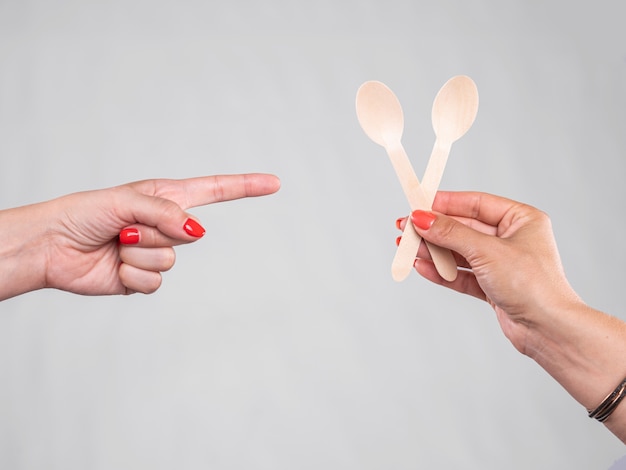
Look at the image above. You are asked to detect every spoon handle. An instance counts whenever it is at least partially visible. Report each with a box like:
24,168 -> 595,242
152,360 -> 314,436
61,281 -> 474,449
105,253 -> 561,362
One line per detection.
395,217 -> 458,282
386,145 -> 458,282
421,139 -> 451,206
392,216 -> 422,281
385,144 -> 427,208
395,138 -> 458,282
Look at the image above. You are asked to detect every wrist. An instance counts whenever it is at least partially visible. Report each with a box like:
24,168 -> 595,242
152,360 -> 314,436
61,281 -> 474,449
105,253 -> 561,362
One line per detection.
0,201 -> 54,300
524,298 -> 626,410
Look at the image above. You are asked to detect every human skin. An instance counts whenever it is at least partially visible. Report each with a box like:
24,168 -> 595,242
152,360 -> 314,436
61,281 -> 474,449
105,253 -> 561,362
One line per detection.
0,173 -> 280,299
397,191 -> 626,443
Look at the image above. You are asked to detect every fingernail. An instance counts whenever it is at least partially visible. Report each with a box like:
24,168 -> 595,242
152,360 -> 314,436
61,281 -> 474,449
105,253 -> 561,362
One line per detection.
119,228 -> 140,244
395,217 -> 404,230
395,236 -> 402,246
411,210 -> 436,230
183,218 -> 205,238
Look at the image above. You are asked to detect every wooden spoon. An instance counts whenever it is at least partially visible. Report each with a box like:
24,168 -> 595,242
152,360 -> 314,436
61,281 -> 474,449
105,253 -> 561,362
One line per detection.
356,81 -> 457,282
395,76 -> 478,281
421,75 -> 479,203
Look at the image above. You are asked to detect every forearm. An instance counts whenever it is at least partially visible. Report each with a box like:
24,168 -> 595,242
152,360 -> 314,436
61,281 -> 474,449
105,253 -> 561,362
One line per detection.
0,202 -> 52,300
526,300 -> 626,443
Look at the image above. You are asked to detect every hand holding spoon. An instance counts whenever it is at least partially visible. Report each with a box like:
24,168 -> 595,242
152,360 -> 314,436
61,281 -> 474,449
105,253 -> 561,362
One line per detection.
356,81 -> 457,282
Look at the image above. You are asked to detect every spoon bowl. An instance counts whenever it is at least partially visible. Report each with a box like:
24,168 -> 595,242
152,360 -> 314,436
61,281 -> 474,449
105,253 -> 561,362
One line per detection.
431,75 -> 479,144
356,81 -> 404,148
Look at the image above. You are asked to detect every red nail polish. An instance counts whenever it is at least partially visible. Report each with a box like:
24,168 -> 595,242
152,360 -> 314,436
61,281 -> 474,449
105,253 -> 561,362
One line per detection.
183,218 -> 205,238
411,210 -> 436,230
395,217 -> 404,230
395,236 -> 402,246
119,228 -> 140,244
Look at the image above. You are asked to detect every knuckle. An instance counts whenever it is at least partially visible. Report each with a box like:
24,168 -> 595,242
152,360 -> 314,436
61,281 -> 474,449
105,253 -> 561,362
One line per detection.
119,263 -> 162,294
143,279 -> 162,295
212,175 -> 226,201
534,209 -> 552,226
137,272 -> 162,294
155,197 -> 181,219
161,248 -> 176,271
433,216 -> 457,242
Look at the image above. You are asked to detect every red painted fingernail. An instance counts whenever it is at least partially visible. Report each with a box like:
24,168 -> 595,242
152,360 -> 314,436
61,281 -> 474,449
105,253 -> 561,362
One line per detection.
395,236 -> 402,246
119,228 -> 140,244
411,210 -> 436,230
395,217 -> 404,230
183,218 -> 205,238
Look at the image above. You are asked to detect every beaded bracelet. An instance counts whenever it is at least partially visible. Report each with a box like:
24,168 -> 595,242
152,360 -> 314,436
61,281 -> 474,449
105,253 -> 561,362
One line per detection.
588,377 -> 626,422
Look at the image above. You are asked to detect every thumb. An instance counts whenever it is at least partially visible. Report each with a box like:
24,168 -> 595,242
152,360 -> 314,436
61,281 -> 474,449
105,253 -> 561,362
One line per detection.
411,210 -> 491,263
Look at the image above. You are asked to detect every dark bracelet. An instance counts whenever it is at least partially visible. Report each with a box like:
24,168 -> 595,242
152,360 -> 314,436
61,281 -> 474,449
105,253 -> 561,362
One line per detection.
588,377 -> 626,422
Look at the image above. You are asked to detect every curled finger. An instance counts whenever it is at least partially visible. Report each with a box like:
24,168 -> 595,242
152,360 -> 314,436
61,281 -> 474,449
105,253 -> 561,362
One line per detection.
118,263 -> 163,295
119,246 -> 176,272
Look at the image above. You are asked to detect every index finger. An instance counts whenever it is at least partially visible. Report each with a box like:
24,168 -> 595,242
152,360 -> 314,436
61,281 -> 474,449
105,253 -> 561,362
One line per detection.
432,191 -> 530,227
130,173 -> 281,210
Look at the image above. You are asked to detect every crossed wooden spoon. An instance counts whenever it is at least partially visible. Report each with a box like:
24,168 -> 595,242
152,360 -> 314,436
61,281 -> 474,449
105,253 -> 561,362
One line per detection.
356,76 -> 479,281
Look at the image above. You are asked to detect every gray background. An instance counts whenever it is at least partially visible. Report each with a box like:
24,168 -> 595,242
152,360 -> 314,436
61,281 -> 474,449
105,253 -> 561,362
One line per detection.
1,0 -> 625,468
